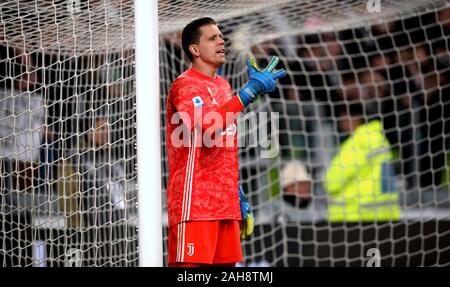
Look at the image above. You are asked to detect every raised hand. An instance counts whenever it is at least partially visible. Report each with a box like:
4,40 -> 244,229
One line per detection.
238,56 -> 287,107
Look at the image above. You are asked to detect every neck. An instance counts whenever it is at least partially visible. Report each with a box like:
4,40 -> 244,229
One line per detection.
192,62 -> 217,78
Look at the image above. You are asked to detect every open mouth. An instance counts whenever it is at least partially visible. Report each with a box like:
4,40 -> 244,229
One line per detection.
216,49 -> 225,55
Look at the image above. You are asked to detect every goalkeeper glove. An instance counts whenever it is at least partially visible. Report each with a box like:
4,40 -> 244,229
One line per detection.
238,184 -> 254,240
237,56 -> 287,107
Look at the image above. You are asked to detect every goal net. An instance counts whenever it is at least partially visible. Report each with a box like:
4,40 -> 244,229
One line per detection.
159,0 -> 450,267
1,0 -> 137,266
0,0 -> 449,267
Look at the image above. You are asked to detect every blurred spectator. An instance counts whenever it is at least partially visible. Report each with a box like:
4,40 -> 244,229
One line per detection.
438,6 -> 450,31
101,50 -> 134,101
371,21 -> 398,52
0,47 -> 45,266
338,72 -> 362,102
280,161 -> 312,209
161,31 -> 186,83
417,63 -> 450,187
79,112 -> 127,227
58,108 -> 128,266
392,38 -> 450,188
324,104 -> 400,222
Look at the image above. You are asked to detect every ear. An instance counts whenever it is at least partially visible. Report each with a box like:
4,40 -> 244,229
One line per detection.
189,44 -> 200,58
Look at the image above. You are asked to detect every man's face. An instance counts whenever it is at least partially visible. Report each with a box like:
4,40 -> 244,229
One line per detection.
193,24 -> 225,67
284,182 -> 311,199
339,114 -> 362,133
88,118 -> 109,147
283,182 -> 311,208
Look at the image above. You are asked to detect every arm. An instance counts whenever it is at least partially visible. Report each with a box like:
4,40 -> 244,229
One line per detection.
171,56 -> 287,135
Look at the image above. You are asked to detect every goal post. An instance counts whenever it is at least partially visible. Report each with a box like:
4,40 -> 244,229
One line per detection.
134,0 -> 162,267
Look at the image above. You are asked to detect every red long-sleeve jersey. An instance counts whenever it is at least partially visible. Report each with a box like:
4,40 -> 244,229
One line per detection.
166,67 -> 244,227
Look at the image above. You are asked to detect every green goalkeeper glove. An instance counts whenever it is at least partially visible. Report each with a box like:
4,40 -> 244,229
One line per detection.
237,56 -> 287,107
238,184 -> 254,240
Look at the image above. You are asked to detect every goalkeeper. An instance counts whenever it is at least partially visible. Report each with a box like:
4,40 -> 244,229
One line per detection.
166,17 -> 286,267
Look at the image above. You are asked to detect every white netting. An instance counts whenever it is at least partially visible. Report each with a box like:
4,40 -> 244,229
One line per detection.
1,0 -> 137,266
160,0 -> 450,266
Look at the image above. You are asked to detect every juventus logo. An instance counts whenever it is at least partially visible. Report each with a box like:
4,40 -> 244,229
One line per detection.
186,243 -> 195,257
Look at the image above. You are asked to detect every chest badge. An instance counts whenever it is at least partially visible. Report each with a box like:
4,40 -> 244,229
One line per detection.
192,96 -> 204,107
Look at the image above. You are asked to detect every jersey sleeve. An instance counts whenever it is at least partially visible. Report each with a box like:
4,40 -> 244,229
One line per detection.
170,77 -> 244,134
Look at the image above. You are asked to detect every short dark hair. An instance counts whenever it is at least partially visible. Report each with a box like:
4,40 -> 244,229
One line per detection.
182,17 -> 217,61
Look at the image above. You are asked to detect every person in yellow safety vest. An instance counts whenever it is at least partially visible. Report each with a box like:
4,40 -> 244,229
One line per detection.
324,104 -> 401,222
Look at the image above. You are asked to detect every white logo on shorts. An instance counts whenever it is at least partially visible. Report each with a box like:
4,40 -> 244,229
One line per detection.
186,243 -> 195,257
